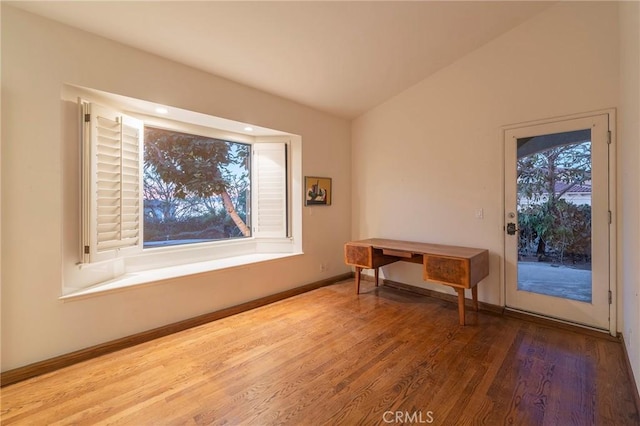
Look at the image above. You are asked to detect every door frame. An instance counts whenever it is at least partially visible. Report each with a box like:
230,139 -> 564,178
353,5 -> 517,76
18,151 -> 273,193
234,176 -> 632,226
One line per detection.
501,109 -> 617,336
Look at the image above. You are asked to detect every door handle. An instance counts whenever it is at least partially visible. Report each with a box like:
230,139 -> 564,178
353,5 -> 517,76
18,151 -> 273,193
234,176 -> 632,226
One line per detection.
506,222 -> 519,235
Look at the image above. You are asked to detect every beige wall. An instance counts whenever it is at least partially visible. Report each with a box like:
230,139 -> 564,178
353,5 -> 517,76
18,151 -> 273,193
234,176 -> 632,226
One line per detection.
352,2 -> 619,303
353,0 -> 638,392
619,0 -> 640,393
0,6 -> 351,371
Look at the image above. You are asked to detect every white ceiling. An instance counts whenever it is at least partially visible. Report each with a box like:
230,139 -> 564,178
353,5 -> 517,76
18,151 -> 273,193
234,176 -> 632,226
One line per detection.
8,1 -> 553,119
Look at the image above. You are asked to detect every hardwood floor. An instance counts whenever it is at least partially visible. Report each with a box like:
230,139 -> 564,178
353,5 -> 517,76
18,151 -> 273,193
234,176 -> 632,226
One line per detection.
2,279 -> 639,425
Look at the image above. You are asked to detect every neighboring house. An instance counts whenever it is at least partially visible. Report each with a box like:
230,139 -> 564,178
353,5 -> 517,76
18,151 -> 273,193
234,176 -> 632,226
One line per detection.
556,182 -> 592,206
519,181 -> 592,208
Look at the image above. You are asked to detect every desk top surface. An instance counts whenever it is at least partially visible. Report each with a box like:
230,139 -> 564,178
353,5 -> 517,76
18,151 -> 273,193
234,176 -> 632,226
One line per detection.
346,238 -> 488,259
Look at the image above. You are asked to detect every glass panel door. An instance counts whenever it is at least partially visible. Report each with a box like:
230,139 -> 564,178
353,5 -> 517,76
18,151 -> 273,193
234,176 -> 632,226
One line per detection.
516,130 -> 592,302
504,114 -> 610,330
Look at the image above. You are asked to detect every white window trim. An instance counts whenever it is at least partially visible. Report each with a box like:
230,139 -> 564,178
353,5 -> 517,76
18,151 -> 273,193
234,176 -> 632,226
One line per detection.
62,86 -> 303,299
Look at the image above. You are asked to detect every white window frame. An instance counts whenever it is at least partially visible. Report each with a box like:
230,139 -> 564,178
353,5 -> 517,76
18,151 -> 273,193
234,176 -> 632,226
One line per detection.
63,87 -> 302,298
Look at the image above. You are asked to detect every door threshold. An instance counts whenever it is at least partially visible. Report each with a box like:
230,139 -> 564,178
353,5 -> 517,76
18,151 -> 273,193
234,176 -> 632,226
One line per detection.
504,307 -> 616,339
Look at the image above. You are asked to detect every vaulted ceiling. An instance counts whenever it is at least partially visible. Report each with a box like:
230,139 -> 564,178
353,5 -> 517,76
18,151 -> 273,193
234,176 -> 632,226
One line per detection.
8,1 -> 553,119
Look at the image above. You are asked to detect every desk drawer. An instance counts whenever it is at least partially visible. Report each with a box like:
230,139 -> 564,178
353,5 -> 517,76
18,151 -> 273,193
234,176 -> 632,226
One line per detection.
382,248 -> 412,258
423,255 -> 469,287
344,244 -> 372,268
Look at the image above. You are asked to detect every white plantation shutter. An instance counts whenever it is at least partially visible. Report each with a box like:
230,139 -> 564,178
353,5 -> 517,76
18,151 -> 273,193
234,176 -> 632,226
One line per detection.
252,142 -> 287,238
82,102 -> 143,263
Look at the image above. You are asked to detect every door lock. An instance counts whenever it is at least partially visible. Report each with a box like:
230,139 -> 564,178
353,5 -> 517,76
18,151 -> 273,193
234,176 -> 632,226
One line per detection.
506,222 -> 519,235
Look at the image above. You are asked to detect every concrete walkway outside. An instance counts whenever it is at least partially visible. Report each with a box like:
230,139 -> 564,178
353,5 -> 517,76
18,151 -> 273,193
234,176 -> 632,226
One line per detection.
518,261 -> 592,302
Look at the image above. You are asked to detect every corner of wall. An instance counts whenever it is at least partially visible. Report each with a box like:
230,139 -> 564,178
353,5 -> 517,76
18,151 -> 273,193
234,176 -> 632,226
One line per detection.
618,0 -> 640,396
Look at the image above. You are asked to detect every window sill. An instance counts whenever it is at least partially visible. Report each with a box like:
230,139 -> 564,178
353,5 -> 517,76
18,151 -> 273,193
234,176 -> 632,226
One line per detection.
60,251 -> 303,301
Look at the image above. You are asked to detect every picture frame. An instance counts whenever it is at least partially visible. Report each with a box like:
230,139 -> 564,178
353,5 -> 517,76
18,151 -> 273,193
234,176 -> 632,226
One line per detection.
305,176 -> 332,206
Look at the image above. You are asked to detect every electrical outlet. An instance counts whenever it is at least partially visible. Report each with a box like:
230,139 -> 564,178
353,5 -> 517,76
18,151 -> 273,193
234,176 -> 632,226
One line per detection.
475,208 -> 484,219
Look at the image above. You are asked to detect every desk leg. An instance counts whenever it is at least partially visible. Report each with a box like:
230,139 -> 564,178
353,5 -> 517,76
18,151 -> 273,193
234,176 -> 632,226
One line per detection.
375,267 -> 379,287
355,267 -> 362,294
455,288 -> 466,326
472,286 -> 479,311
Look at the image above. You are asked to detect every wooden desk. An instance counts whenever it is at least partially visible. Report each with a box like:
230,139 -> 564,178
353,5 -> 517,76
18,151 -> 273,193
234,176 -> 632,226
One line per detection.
344,238 -> 489,325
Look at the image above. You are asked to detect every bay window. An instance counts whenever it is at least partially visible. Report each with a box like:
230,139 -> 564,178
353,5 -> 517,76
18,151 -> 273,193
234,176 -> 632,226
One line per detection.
64,86 -> 301,297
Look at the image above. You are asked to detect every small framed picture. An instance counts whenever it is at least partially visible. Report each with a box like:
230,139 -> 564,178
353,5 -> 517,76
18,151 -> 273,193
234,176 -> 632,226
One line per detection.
305,176 -> 332,206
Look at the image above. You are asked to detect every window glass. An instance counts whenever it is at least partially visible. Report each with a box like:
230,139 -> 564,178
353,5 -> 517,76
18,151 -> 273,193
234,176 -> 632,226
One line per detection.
143,126 -> 251,248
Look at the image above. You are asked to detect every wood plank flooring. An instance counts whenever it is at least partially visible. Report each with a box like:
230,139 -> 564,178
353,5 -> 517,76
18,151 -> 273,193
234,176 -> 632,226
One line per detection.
2,279 -> 639,425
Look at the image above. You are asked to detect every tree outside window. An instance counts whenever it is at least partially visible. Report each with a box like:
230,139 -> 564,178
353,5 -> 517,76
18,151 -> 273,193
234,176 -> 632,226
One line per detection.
143,127 -> 250,247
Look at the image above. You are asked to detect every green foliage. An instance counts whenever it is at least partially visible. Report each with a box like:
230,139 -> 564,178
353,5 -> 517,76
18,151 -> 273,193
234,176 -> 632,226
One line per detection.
519,200 -> 591,263
144,210 -> 246,242
518,202 -> 552,253
547,200 -> 591,262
